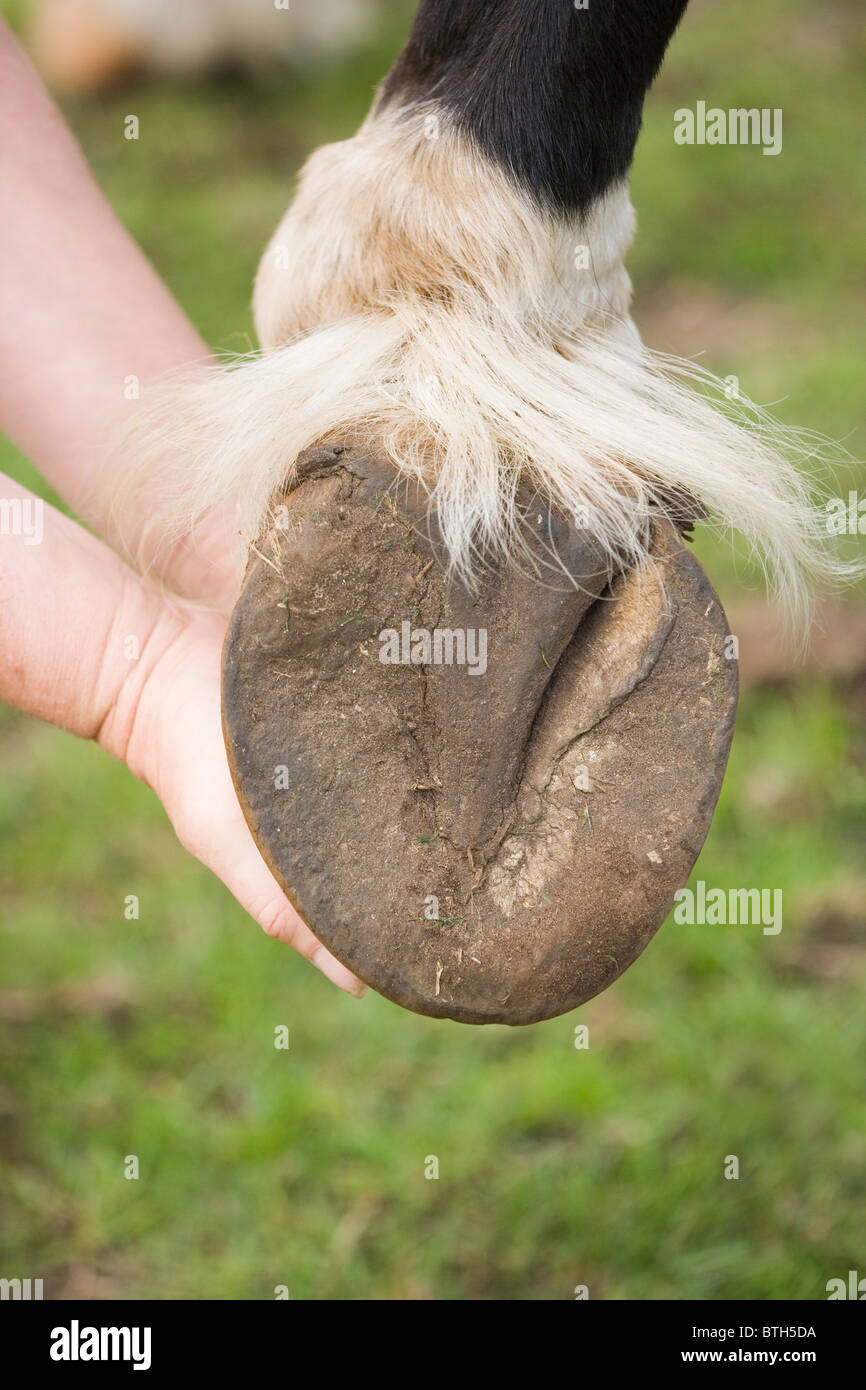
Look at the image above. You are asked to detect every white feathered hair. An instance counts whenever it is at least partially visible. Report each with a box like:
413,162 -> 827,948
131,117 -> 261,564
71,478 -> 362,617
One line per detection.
108,104 -> 850,617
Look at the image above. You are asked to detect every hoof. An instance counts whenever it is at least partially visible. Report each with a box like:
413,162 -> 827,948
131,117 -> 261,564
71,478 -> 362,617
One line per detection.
222,446 -> 737,1024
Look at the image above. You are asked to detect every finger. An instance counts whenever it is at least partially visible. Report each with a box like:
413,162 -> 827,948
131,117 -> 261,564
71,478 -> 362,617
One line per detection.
128,650 -> 367,996
169,768 -> 367,997
203,809 -> 368,998
104,590 -> 367,996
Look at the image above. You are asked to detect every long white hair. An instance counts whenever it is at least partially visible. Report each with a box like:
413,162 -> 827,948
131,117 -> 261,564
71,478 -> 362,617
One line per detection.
108,105 -> 851,617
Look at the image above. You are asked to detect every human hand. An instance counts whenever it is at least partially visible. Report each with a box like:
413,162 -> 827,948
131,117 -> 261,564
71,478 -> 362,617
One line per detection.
0,486 -> 365,999
0,23 -> 364,996
102,562 -> 366,998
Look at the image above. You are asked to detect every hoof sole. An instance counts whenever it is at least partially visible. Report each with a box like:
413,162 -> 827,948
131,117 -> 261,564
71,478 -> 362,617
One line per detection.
222,446 -> 738,1024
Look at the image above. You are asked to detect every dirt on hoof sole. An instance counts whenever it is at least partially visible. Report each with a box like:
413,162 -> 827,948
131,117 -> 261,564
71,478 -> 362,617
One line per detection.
222,445 -> 738,1025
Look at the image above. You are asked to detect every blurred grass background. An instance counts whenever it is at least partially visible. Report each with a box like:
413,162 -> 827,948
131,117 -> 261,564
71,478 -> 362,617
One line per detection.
0,0 -> 864,1300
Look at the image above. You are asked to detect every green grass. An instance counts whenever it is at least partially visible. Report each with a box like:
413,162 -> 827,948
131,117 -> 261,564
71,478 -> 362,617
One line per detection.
1,0 -> 864,1300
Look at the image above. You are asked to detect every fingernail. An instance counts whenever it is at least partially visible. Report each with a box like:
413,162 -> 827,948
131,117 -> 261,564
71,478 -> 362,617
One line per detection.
313,944 -> 366,998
